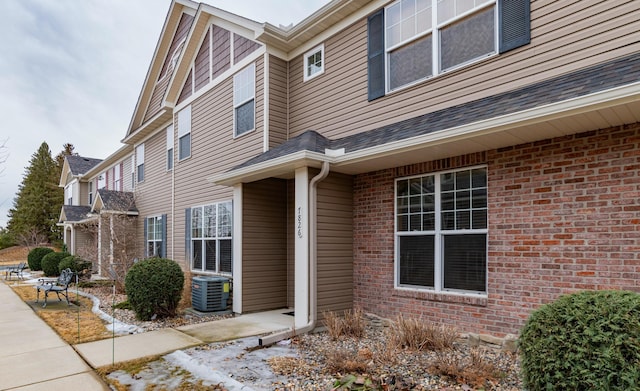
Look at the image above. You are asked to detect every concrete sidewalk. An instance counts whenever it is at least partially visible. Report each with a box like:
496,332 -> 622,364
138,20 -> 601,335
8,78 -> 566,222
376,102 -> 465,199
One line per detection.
0,281 -> 108,391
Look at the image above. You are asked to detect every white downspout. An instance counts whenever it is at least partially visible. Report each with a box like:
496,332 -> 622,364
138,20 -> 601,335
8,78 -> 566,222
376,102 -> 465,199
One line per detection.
259,161 -> 330,346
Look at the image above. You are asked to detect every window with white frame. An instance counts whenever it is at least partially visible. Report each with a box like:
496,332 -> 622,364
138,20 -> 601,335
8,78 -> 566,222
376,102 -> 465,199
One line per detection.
146,215 -> 164,257
190,201 -> 232,273
304,44 -> 324,81
130,155 -> 135,189
97,173 -> 106,189
65,184 -> 73,205
385,0 -> 496,91
166,126 -> 174,170
233,63 -> 255,137
114,164 -> 121,190
395,167 -> 487,293
178,106 -> 191,161
88,181 -> 93,205
136,144 -> 145,183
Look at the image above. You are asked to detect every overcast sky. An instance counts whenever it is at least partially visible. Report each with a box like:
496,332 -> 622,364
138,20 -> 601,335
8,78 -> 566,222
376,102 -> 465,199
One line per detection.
0,0 -> 330,228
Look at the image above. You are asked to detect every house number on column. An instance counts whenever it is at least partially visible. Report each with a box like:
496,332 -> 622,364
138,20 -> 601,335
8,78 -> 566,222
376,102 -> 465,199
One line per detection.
297,207 -> 303,238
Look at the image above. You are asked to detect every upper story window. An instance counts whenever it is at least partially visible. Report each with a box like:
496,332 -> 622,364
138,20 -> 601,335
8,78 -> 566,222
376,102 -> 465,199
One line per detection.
97,172 -> 106,190
385,0 -> 496,92
395,167 -> 487,294
233,63 -> 255,137
88,181 -> 93,205
136,144 -> 145,183
114,164 -> 121,191
130,155 -> 135,190
65,184 -> 73,206
304,44 -> 325,81
166,126 -> 174,170
178,106 -> 191,161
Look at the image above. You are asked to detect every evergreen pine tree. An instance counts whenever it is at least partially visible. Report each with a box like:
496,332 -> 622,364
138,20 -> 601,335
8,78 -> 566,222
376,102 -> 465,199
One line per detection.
7,142 -> 62,244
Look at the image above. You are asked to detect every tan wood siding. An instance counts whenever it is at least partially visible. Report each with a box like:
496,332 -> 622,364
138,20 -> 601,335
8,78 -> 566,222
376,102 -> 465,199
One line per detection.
234,34 -> 261,64
288,0 -> 640,140
212,25 -> 231,80
316,172 -> 354,317
178,69 -> 193,104
269,55 -> 288,149
194,27 -> 211,93
144,75 -> 171,123
172,58 -> 266,268
242,179 -> 288,312
159,13 -> 194,80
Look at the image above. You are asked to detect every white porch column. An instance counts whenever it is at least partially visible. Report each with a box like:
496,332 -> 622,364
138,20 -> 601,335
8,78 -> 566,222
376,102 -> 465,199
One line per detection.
232,184 -> 243,314
69,226 -> 75,255
97,215 -> 102,275
294,167 -> 310,329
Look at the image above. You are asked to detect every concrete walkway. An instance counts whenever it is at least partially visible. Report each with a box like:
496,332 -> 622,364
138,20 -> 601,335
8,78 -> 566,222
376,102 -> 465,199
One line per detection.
0,281 -> 108,390
0,278 -> 294,389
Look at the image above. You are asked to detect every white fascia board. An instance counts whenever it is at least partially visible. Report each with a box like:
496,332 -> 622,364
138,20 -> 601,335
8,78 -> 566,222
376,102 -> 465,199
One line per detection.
333,82 -> 640,166
208,150 -> 331,186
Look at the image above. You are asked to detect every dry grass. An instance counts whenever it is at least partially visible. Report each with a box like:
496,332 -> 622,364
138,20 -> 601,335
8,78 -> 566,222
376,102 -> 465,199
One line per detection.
325,348 -> 370,374
429,348 -> 503,388
322,308 -> 366,340
10,284 -> 112,344
0,246 -> 30,265
267,356 -> 312,376
388,314 -> 459,351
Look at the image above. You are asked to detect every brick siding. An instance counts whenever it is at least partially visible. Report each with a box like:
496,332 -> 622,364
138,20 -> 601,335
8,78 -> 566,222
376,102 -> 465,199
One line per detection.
353,123 -> 640,336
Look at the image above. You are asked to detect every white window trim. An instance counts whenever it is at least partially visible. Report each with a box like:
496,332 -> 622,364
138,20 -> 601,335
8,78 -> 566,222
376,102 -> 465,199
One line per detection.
233,63 -> 256,138
303,43 -> 325,82
97,172 -> 106,190
394,165 -> 488,297
178,106 -> 192,161
88,181 -> 93,205
114,164 -> 121,191
166,125 -> 174,171
190,201 -> 233,275
384,0 -> 497,93
130,155 -> 135,190
136,144 -> 145,183
146,215 -> 164,258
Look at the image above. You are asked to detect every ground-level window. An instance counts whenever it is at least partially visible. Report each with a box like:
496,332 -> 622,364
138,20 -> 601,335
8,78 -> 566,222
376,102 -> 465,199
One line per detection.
146,215 -> 165,258
395,166 -> 487,294
190,201 -> 232,273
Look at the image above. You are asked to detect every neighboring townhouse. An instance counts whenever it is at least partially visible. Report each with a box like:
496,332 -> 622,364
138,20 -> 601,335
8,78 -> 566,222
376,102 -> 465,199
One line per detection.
61,0 -> 640,338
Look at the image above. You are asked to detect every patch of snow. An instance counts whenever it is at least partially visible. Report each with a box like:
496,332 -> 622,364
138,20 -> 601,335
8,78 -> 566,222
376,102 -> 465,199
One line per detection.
164,350 -> 254,391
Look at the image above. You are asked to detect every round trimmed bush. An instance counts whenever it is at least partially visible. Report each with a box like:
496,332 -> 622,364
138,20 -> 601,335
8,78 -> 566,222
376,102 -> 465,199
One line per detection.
125,258 -> 184,321
27,247 -> 54,271
520,290 -> 640,390
59,255 -> 92,280
41,252 -> 70,277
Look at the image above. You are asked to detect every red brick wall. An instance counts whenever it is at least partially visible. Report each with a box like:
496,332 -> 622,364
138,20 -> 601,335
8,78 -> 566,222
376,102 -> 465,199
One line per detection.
353,123 -> 640,336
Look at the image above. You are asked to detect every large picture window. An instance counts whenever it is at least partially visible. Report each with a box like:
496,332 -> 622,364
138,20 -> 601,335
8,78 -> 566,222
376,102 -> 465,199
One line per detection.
233,63 -> 255,137
396,167 -> 487,294
385,0 -> 496,91
190,201 -> 232,274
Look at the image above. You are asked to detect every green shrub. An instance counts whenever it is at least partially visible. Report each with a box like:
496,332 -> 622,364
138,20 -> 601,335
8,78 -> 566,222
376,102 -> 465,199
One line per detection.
125,258 -> 184,321
59,255 -> 92,280
520,290 -> 640,390
27,247 -> 54,271
41,251 -> 70,277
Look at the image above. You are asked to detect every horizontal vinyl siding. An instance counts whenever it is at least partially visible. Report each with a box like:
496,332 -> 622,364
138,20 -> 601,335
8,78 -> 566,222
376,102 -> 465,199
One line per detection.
134,130 -> 173,260
173,57 -> 266,267
242,179 -> 288,312
288,0 -> 640,140
79,183 -> 88,206
316,172 -> 354,318
269,55 -> 288,149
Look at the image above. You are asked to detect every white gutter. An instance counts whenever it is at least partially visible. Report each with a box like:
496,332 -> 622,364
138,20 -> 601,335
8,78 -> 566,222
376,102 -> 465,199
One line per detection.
258,161 -> 330,346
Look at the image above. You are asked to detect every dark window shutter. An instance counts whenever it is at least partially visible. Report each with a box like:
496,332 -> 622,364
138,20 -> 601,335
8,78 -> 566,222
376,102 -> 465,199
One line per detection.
143,218 -> 148,257
498,0 -> 531,53
367,9 -> 385,101
185,208 -> 191,264
161,214 -> 167,258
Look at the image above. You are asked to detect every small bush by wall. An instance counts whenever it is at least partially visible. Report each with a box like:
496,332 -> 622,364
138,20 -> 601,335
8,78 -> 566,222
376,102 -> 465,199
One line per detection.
27,247 -> 54,271
125,258 -> 184,321
41,252 -> 70,277
520,290 -> 640,390
59,255 -> 92,280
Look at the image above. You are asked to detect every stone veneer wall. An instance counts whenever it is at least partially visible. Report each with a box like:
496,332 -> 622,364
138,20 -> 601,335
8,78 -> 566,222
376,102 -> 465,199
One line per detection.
353,123 -> 640,336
